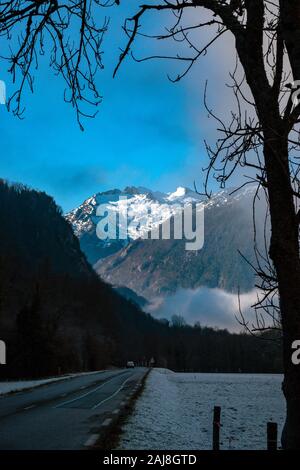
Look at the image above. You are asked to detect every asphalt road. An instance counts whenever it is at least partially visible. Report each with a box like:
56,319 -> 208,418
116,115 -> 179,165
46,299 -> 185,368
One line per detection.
0,367 -> 147,449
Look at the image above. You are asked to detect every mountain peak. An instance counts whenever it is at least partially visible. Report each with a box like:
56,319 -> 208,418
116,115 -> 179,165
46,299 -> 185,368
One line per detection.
66,183 -> 260,264
167,186 -> 190,199
123,186 -> 152,195
166,186 -> 203,203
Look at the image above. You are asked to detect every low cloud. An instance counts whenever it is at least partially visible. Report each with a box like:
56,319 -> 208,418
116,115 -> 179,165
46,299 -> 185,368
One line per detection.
147,287 -> 259,332
52,166 -> 106,192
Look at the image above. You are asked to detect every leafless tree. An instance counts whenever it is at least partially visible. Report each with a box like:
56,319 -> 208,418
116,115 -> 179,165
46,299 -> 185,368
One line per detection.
114,0 -> 300,449
0,1 -> 108,129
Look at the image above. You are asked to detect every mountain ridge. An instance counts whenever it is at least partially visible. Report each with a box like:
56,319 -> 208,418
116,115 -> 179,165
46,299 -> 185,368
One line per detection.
66,184 -> 265,300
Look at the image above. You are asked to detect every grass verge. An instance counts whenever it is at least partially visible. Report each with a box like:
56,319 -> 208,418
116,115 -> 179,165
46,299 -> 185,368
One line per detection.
94,368 -> 151,450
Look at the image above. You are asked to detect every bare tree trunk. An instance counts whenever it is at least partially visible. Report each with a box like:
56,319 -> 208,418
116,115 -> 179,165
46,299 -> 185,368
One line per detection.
280,0 -> 300,81
263,121 -> 300,449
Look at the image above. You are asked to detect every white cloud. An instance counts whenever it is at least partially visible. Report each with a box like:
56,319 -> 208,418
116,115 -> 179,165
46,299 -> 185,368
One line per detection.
148,287 -> 259,332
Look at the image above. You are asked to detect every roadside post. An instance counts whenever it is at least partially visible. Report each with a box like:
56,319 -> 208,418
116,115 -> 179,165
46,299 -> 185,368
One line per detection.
267,422 -> 278,451
213,406 -> 221,450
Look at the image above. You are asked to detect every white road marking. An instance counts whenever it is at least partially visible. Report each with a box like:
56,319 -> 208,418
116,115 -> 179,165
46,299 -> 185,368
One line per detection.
112,409 -> 120,415
101,418 -> 112,427
92,376 -> 132,410
54,374 -> 127,408
24,405 -> 36,410
84,434 -> 99,447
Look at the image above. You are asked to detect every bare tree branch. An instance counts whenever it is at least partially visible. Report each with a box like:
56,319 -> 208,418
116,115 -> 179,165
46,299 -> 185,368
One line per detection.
0,1 -> 108,129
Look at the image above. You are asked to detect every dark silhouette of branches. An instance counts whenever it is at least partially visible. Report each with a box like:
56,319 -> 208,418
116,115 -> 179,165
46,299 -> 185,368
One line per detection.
0,1 -> 108,129
113,1 -> 243,79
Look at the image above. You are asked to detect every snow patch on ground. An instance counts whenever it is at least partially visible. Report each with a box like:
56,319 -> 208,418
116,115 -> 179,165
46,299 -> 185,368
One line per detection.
119,369 -> 285,450
0,370 -> 103,396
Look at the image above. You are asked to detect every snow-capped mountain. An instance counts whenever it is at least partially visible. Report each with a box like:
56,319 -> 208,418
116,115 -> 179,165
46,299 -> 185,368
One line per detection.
67,184 -> 258,238
66,186 -> 207,263
66,184 -> 264,298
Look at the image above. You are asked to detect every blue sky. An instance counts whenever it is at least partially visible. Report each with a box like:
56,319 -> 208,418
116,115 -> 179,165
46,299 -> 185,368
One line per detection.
0,3 -> 237,212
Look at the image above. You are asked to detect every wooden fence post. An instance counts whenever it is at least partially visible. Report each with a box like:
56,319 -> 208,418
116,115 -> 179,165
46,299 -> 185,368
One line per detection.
213,406 -> 221,450
267,422 -> 278,451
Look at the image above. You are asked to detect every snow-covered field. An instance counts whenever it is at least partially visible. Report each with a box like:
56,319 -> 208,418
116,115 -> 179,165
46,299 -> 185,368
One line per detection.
0,370 -> 103,396
119,369 -> 285,450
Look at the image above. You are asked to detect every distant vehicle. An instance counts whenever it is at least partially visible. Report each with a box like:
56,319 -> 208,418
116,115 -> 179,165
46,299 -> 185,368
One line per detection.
126,361 -> 135,368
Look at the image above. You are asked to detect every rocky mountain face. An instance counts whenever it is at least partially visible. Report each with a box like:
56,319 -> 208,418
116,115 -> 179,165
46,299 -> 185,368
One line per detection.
67,185 -> 267,301
66,186 -> 204,264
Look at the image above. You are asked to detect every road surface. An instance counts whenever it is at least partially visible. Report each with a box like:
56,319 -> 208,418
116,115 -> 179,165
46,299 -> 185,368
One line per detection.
0,368 -> 147,449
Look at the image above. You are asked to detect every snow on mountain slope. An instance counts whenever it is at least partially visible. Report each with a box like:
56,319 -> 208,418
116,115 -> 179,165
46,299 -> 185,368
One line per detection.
66,186 -> 207,263
66,183 -> 261,279
67,186 -> 204,237
67,185 -> 256,241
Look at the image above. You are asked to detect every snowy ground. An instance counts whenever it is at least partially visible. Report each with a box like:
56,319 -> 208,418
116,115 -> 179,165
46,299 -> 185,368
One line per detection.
0,370 -> 103,396
119,369 -> 285,450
